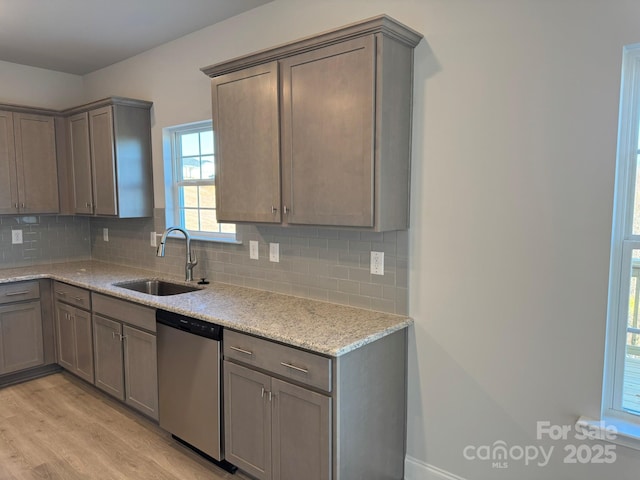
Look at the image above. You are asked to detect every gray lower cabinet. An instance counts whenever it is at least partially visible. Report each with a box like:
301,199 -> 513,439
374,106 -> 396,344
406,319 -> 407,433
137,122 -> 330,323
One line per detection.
53,282 -> 94,383
225,362 -> 331,480
224,328 -> 407,480
0,281 -> 44,375
92,293 -> 158,420
0,301 -> 44,375
93,314 -> 125,399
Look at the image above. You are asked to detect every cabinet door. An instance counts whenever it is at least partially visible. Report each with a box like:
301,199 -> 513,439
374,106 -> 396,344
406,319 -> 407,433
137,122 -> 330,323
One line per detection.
73,308 -> 94,384
224,361 -> 272,480
123,325 -> 158,419
13,113 -> 59,214
89,106 -> 118,216
211,62 -> 281,223
55,302 -> 76,372
280,36 -> 375,227
271,378 -> 331,480
0,111 -> 18,214
93,314 -> 124,400
0,301 -> 44,375
68,112 -> 94,214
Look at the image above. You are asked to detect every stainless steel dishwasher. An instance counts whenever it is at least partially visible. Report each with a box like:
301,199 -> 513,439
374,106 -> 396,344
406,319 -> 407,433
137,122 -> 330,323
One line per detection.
156,309 -> 236,473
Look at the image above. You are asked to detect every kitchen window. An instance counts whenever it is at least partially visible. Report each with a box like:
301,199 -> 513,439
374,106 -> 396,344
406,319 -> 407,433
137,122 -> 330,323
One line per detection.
599,43 -> 640,446
164,121 -> 236,242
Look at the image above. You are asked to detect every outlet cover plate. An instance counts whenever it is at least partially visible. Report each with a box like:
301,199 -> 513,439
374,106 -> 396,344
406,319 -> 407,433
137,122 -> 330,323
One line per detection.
370,251 -> 384,275
269,243 -> 279,262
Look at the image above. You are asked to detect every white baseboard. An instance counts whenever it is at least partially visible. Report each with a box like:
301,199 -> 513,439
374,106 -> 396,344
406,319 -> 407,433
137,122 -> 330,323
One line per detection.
405,455 -> 467,480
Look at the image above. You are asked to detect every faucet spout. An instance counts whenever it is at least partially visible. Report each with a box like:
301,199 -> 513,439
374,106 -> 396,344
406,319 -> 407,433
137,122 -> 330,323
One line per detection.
156,227 -> 198,282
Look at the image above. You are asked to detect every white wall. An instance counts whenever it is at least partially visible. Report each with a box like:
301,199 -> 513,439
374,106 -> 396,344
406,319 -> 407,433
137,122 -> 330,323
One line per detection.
79,0 -> 640,478
4,0 -> 640,478
0,60 -> 83,109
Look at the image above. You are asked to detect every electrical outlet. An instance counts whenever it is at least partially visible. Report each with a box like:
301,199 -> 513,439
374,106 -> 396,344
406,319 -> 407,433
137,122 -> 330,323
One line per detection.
103,228 -> 109,242
370,251 -> 384,275
150,231 -> 157,247
11,230 -> 22,245
269,242 -> 279,262
249,240 -> 259,260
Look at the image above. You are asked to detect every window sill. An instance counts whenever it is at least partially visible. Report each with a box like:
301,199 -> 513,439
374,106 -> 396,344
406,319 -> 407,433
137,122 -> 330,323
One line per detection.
577,415 -> 640,451
164,231 -> 241,245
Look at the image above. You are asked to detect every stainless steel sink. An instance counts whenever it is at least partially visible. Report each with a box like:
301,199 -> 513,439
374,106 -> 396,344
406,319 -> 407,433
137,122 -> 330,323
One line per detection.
114,279 -> 201,296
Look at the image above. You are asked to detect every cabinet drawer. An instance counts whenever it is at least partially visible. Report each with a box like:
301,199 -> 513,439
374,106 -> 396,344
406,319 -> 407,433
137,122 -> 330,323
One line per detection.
0,281 -> 40,305
53,281 -> 90,310
92,293 -> 155,333
224,329 -> 332,392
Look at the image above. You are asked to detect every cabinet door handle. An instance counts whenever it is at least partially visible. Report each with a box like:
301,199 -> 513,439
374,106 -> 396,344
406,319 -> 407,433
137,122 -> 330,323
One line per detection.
280,362 -> 308,374
4,290 -> 30,296
261,386 -> 265,398
271,205 -> 278,214
283,206 -> 290,215
229,346 -> 253,356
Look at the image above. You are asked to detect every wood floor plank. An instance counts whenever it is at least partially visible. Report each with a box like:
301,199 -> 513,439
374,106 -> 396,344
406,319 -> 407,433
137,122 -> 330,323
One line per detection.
0,373 -> 248,480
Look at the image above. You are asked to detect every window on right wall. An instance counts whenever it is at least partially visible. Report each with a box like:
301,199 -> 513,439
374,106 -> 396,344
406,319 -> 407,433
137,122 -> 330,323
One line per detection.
605,43 -> 640,433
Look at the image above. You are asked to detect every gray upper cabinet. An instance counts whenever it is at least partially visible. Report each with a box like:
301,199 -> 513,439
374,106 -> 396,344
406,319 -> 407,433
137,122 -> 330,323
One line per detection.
280,36 -> 375,228
0,110 -> 59,215
68,112 -> 93,215
211,62 -> 281,224
66,98 -> 153,218
203,15 -> 422,231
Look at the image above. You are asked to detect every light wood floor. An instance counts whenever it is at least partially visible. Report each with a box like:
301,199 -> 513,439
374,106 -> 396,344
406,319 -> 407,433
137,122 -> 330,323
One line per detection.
0,373 -> 249,480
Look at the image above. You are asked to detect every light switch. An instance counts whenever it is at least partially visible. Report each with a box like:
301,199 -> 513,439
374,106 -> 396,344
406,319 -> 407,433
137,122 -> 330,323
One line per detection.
11,230 -> 22,245
269,243 -> 279,262
250,241 -> 259,260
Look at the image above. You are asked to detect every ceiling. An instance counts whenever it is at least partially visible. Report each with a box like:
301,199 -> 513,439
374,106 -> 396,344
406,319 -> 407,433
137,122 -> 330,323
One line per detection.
0,0 -> 271,75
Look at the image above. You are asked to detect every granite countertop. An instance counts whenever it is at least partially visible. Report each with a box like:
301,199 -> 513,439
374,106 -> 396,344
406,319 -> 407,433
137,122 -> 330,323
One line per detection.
0,261 -> 411,357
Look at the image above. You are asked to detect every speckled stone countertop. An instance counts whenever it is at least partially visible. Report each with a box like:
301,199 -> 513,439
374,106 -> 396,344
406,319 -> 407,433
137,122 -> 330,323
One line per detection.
0,261 -> 411,357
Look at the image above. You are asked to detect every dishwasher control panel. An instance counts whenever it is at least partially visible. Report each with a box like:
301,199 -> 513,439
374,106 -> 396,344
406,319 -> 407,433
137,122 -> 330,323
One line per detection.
156,309 -> 222,340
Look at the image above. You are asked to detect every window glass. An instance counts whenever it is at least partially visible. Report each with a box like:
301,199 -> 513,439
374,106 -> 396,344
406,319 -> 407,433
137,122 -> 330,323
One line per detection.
166,122 -> 236,241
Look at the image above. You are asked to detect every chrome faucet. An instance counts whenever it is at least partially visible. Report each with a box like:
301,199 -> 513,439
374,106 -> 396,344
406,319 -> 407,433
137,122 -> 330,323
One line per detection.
156,227 -> 198,282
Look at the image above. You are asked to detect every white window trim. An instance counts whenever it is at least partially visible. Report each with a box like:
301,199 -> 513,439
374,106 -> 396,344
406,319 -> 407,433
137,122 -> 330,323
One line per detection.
162,120 -> 239,244
599,43 -> 640,450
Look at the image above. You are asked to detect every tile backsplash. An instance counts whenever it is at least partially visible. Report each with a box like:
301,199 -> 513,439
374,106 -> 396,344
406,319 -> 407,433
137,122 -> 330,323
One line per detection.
0,215 -> 90,267
90,209 -> 408,315
0,211 -> 407,315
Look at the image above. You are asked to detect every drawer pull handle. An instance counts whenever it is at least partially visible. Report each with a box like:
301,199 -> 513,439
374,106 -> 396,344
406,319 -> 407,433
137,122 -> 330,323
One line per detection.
229,346 -> 253,356
73,296 -> 84,302
56,291 -> 67,296
280,362 -> 309,374
5,290 -> 30,296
